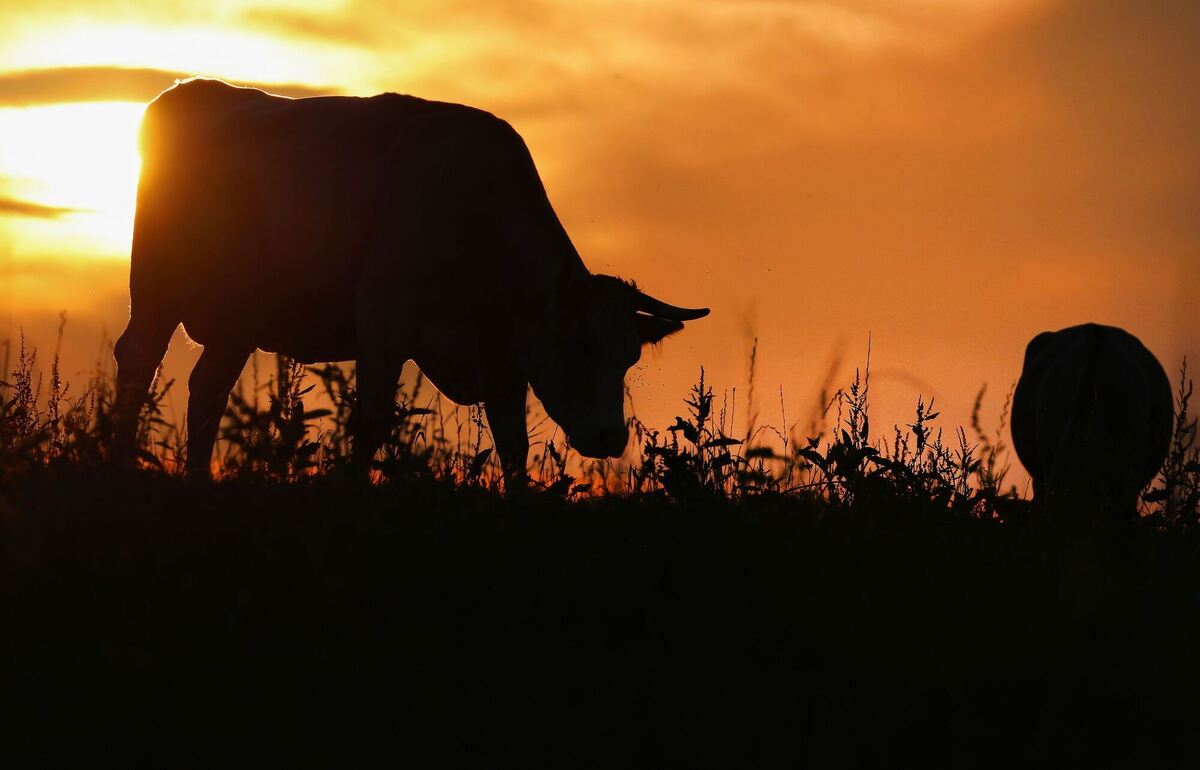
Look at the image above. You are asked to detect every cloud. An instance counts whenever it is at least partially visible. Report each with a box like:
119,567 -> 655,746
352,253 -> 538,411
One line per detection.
0,195 -> 81,219
241,7 -> 383,47
0,66 -> 337,107
242,0 -> 557,47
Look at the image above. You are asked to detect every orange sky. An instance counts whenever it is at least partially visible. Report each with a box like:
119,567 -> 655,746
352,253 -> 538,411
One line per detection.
0,0 -> 1196,466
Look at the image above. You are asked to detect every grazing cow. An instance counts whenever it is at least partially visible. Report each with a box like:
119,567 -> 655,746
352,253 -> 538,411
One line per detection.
113,78 -> 709,479
1011,323 -> 1173,515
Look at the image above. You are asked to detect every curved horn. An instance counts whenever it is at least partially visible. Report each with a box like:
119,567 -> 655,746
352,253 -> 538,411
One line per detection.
633,289 -> 710,321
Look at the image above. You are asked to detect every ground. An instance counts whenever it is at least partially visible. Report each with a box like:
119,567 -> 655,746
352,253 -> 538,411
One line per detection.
3,470 -> 1199,769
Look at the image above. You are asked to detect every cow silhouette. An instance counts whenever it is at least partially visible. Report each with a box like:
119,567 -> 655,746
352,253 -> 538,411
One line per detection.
1011,323 -> 1173,515
113,78 -> 708,480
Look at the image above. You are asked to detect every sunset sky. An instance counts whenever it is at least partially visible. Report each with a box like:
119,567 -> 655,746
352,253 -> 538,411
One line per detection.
0,0 -> 1196,464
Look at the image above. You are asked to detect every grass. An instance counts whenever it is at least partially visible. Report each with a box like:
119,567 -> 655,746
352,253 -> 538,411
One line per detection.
3,327 -> 1196,520
2,328 -> 1200,767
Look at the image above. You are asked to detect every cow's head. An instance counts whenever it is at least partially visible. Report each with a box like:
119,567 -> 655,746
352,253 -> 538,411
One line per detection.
521,274 -> 709,459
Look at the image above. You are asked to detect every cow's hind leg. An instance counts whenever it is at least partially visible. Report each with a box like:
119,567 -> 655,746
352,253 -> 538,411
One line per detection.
186,343 -> 252,477
351,351 -> 405,478
113,313 -> 177,462
485,381 -> 530,488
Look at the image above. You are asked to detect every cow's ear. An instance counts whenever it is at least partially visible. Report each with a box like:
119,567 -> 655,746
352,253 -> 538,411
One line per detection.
636,314 -> 684,345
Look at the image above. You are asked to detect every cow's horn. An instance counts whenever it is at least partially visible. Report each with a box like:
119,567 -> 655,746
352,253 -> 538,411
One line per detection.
634,290 -> 710,321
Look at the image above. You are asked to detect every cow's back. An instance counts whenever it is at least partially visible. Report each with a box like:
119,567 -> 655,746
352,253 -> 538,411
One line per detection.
131,79 -> 529,360
1012,323 -> 1173,511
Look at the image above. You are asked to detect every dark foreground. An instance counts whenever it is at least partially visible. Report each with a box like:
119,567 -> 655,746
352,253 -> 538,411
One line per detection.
3,472 -> 1200,769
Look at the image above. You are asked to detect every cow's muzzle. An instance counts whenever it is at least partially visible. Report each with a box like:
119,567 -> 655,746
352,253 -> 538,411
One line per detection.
574,426 -> 629,459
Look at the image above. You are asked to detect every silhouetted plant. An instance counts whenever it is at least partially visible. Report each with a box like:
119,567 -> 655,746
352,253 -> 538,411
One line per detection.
8,324 -> 1200,529
1146,360 -> 1200,527
969,383 -> 1017,514
0,328 -> 173,474
218,355 -> 328,479
631,368 -> 751,500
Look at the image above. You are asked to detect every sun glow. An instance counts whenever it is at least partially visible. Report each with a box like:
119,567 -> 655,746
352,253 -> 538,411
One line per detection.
0,101 -> 143,258
0,21 -> 340,86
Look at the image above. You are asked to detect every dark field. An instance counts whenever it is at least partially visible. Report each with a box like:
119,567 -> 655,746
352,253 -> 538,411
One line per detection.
3,338 -> 1200,768
4,471 -> 1200,768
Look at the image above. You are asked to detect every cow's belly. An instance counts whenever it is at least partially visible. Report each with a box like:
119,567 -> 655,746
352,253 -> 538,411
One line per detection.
168,162 -> 506,394
172,195 -> 371,358
405,319 -> 505,405
411,354 -> 489,405
179,262 -> 360,363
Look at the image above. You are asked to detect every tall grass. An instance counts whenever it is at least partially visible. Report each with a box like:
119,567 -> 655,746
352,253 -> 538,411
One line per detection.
2,327 -> 1198,525
1146,359 -> 1200,525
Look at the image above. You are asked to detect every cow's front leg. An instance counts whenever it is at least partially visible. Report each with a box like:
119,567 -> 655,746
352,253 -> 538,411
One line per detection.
484,382 -> 529,489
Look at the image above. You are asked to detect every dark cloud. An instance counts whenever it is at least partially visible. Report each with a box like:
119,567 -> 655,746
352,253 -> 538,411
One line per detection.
0,196 -> 81,219
0,66 -> 338,107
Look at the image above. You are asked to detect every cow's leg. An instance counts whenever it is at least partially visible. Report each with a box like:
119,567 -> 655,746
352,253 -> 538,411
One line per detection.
352,351 -> 405,477
485,381 -> 529,488
113,313 -> 177,462
186,343 -> 252,477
